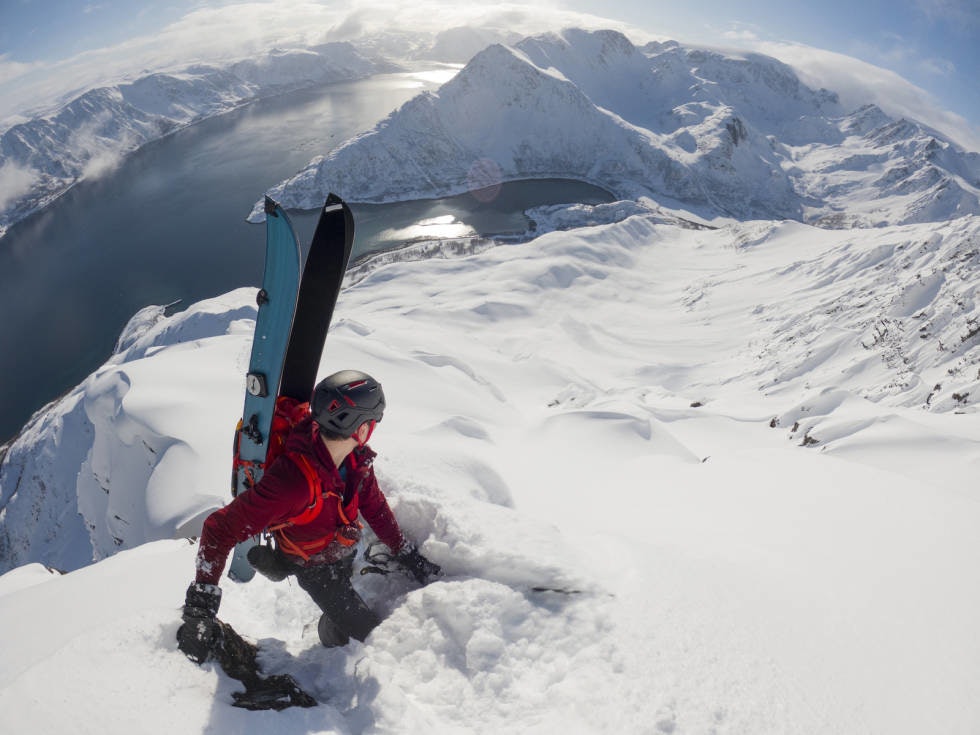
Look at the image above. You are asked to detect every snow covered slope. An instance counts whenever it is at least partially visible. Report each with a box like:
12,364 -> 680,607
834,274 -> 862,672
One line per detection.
0,292 -> 256,571
0,43 -> 386,238
1,204 -> 978,733
261,29 -> 980,227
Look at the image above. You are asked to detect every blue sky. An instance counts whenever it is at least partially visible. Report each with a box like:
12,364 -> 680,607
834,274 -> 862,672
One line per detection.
1,0 -> 978,148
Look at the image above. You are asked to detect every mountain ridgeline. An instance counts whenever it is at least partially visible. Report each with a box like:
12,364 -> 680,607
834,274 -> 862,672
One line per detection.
4,28 -> 979,238
0,43 -> 390,238
265,29 -> 980,227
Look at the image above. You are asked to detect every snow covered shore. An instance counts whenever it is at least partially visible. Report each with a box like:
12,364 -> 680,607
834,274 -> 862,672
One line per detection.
1,203 -> 978,733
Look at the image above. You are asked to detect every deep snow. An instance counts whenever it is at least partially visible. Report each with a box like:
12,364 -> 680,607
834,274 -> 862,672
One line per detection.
1,201 -> 978,734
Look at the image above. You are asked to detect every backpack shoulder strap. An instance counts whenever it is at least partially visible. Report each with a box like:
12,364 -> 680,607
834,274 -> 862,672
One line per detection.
270,452 -> 322,528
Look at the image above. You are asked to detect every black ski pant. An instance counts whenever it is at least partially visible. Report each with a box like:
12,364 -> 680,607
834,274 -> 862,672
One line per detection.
293,554 -> 381,646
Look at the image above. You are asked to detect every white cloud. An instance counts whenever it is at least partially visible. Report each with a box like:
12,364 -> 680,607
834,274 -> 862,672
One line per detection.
919,57 -> 956,77
0,162 -> 39,211
69,112 -> 137,181
755,40 -> 980,152
0,0 -> 650,126
915,0 -> 980,28
0,55 -> 38,86
721,25 -> 760,43
845,34 -> 957,79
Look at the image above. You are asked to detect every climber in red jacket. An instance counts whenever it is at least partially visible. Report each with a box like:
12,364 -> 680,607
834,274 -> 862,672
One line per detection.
177,370 -> 440,663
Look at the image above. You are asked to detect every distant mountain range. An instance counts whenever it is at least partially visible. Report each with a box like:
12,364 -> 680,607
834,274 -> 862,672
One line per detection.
3,28 -> 979,240
258,29 -> 980,228
0,43 -> 390,239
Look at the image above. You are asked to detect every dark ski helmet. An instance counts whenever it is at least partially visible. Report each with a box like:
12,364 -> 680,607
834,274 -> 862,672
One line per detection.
311,370 -> 385,437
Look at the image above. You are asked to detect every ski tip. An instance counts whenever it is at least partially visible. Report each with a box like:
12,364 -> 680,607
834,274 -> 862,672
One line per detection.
264,196 -> 280,218
323,193 -> 345,214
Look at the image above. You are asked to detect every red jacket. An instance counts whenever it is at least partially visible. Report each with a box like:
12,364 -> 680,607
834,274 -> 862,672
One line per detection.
195,416 -> 406,585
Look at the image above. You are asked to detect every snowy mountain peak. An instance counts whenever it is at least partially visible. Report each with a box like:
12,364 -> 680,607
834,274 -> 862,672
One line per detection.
260,28 -> 979,227
842,103 -> 894,136
519,27 -> 644,67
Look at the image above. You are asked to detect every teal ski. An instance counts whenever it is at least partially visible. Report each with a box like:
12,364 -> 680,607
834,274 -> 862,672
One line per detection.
227,197 -> 302,582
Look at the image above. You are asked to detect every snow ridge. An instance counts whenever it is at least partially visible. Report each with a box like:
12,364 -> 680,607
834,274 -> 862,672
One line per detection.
3,209 -> 979,575
1,204 -> 979,732
2,205 -> 979,732
0,290 -> 256,572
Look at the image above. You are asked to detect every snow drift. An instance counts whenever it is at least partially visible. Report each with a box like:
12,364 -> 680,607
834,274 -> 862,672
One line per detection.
1,203 -> 979,733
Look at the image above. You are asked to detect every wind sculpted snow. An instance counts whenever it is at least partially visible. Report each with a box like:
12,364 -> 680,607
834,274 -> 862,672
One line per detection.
1,203 -> 979,733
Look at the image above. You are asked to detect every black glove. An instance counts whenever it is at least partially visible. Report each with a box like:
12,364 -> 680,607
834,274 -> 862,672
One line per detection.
397,546 -> 441,584
176,582 -> 223,664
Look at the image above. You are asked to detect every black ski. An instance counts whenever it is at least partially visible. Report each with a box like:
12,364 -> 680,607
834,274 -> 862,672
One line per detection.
280,193 -> 355,402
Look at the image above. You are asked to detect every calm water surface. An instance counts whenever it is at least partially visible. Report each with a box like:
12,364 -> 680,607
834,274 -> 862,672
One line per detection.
0,74 -> 612,441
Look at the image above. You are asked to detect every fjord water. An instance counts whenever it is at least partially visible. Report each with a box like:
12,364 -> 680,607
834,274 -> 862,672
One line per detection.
0,73 -> 612,441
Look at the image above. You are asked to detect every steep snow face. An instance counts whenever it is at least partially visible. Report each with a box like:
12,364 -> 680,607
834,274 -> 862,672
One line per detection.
0,291 -> 256,572
517,29 -> 672,132
794,108 -> 980,227
261,29 -> 980,227
0,390 -> 94,573
520,31 -> 839,144
0,44 -> 383,239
